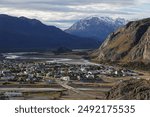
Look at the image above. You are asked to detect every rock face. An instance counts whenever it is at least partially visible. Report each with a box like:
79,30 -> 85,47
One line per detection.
92,18 -> 150,63
65,17 -> 126,43
105,79 -> 150,100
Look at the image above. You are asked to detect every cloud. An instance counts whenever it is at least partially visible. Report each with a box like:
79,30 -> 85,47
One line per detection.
0,0 -> 149,29
0,0 -> 135,12
0,0 -> 136,6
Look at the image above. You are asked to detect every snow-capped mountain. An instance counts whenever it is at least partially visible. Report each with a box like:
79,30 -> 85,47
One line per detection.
65,16 -> 127,43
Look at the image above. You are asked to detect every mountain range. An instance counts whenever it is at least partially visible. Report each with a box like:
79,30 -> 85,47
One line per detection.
65,16 -> 127,43
0,14 -> 99,52
92,18 -> 150,63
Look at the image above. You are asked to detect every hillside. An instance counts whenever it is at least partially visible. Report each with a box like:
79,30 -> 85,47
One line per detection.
0,14 -> 99,52
92,18 -> 150,63
65,17 -> 126,43
105,79 -> 150,100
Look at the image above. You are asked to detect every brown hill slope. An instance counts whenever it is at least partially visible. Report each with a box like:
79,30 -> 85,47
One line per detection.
105,79 -> 150,100
92,18 -> 150,63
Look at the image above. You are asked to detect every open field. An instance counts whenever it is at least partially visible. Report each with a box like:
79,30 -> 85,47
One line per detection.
0,76 -> 136,100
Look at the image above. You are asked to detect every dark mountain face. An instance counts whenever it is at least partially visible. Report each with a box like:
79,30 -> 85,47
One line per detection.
92,18 -> 150,63
65,17 -> 127,43
0,14 -> 99,52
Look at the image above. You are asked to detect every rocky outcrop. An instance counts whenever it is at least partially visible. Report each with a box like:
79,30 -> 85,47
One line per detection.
105,79 -> 150,100
92,18 -> 150,63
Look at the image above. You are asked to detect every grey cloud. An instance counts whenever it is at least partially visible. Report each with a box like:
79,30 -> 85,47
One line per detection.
0,0 -> 136,6
0,0 -> 149,29
0,0 -> 137,14
0,1 -> 134,15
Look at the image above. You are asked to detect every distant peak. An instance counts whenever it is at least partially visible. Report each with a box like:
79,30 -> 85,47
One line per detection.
84,16 -> 100,20
19,16 -> 38,22
65,16 -> 127,42
84,16 -> 113,21
19,16 -> 28,19
79,16 -> 127,25
19,16 -> 42,25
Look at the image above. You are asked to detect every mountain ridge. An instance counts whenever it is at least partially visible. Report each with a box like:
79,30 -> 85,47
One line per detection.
65,16 -> 127,43
91,18 -> 150,63
0,14 -> 99,52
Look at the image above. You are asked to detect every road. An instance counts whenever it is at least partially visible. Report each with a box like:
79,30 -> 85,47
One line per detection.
55,79 -> 103,99
0,88 -> 65,92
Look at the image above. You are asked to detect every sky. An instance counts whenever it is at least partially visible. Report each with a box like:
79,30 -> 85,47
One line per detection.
0,0 -> 150,29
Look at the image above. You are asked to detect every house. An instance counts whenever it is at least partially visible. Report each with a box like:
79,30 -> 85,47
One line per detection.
1,76 -> 15,80
4,92 -> 22,97
60,76 -> 70,81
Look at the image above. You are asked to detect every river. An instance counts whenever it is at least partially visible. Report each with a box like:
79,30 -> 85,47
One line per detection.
1,52 -> 99,65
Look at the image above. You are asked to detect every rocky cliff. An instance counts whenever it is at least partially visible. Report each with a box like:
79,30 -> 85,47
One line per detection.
105,79 -> 150,100
92,18 -> 150,63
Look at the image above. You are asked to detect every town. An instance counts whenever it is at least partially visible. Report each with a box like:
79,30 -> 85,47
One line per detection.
0,60 -> 140,83
0,59 -> 140,99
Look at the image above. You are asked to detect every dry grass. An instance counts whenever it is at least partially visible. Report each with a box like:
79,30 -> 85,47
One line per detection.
23,91 -> 63,100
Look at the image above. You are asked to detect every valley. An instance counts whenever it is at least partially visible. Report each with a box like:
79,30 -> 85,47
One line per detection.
0,0 -> 149,102
0,15 -> 149,100
0,50 -> 146,100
